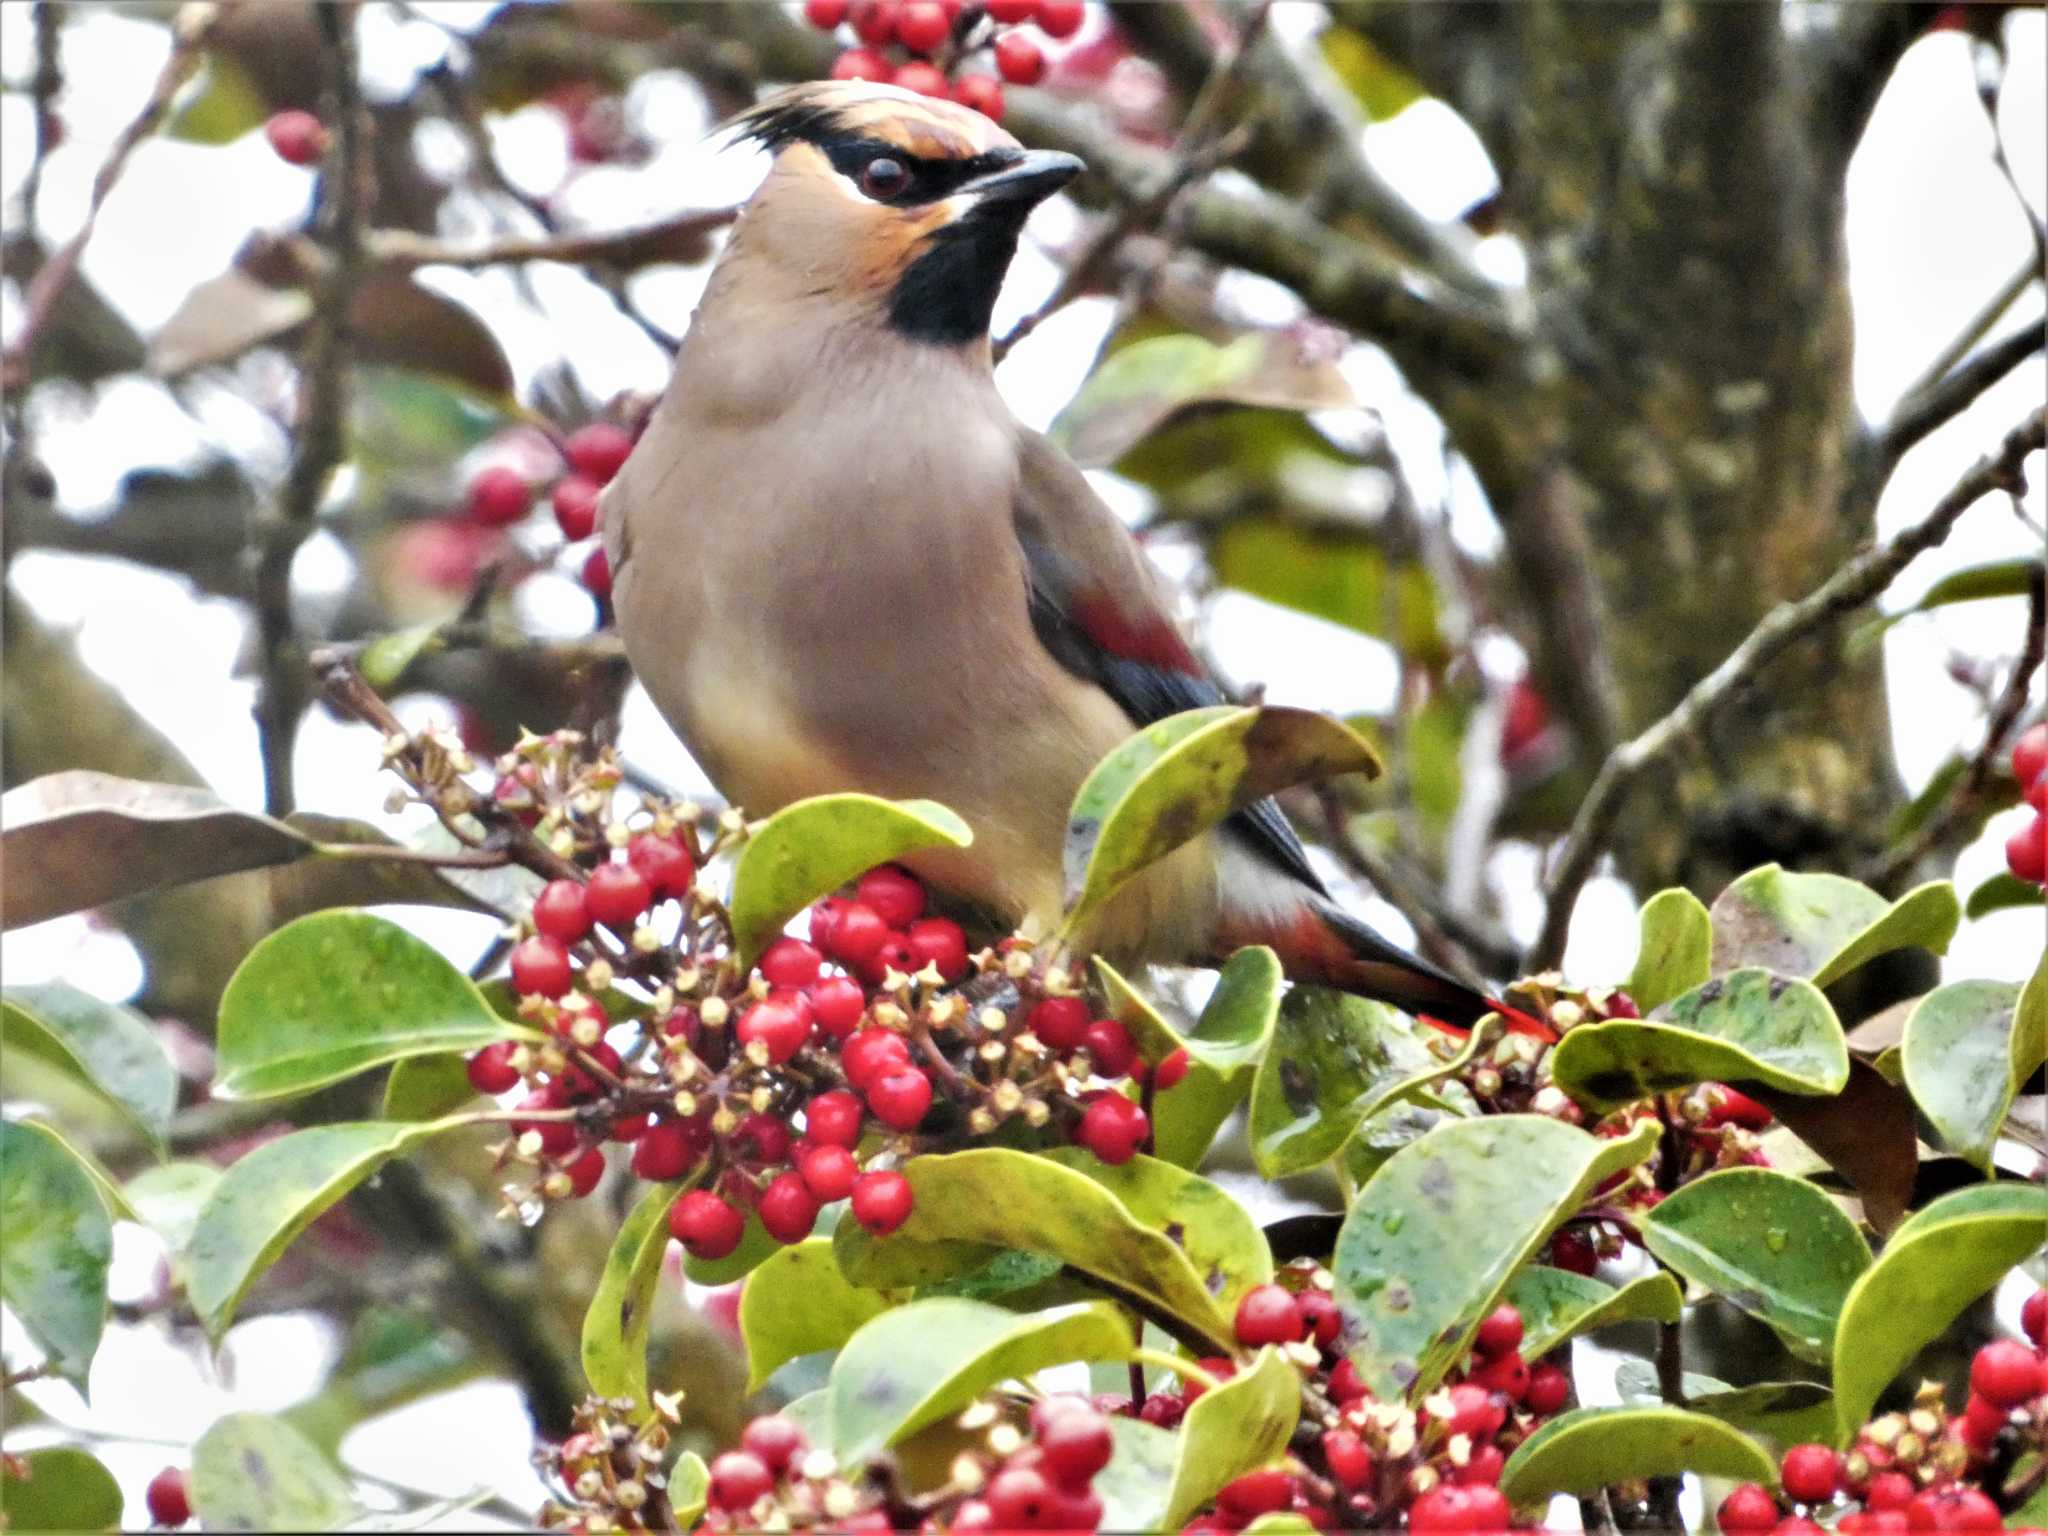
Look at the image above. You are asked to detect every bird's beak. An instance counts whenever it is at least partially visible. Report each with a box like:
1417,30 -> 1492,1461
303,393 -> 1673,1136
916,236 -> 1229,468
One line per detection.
961,149 -> 1085,208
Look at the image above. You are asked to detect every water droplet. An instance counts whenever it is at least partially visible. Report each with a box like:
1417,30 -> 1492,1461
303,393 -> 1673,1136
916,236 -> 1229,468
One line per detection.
1381,1211 -> 1405,1235
1764,1228 -> 1787,1253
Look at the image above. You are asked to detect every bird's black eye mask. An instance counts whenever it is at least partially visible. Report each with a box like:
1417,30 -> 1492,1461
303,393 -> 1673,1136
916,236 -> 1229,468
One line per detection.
818,137 -> 1023,206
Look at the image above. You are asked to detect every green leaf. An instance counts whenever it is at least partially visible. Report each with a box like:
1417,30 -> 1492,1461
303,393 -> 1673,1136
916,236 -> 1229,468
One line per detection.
357,624 -> 444,692
828,1298 -> 1132,1464
742,1236 -> 892,1393
125,1160 -> 222,1259
683,1209 -> 786,1286
1212,520 -> 1391,640
0,1447 -> 123,1533
1550,968 -> 1848,1113
190,1412 -> 362,1531
1334,1116 -> 1660,1400
187,1118 -> 459,1336
2,983 -> 176,1152
165,51 -> 270,144
1163,1348 -> 1300,1528
1856,557 -> 2044,648
382,1052 -> 480,1121
1502,1266 -> 1684,1361
1093,949 -> 1280,1167
1500,1404 -> 1778,1502
1049,333 -> 1354,468
0,1120 -> 111,1390
1640,1169 -> 1871,1356
580,1179 -> 681,1410
214,911 -> 535,1100
1250,989 -> 1431,1177
1625,889 -> 1713,1013
833,1148 -> 1244,1349
1063,707 -> 1381,933
1708,865 -> 1957,987
1321,26 -> 1428,120
1965,870 -> 2045,919
1096,1418 -> 1179,1533
1040,1147 -> 1274,1312
1832,1182 -> 2048,1440
670,1452 -> 710,1529
1901,971 -> 2043,1171
12,1116 -> 138,1222
727,795 -> 972,968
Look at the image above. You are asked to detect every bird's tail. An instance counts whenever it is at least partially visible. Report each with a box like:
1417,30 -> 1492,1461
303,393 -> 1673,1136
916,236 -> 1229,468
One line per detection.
1239,894 -> 1556,1042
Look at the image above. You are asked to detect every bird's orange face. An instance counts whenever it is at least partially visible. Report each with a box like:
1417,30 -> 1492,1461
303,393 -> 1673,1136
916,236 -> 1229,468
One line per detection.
729,82 -> 1083,345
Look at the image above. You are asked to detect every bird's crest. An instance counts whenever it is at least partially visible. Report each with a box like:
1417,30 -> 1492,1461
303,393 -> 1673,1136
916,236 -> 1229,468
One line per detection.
725,81 -> 1013,163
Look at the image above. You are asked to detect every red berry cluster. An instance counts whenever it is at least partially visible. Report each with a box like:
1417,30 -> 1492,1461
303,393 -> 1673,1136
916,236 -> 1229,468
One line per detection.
464,420 -> 635,600
263,109 -> 329,167
1719,1305 -> 2047,1535
145,1465 -> 192,1528
2004,722 -> 2047,886
804,0 -> 1087,121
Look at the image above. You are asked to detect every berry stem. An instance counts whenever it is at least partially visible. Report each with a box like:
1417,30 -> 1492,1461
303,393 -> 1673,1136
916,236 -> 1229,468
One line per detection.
1127,1347 -> 1221,1393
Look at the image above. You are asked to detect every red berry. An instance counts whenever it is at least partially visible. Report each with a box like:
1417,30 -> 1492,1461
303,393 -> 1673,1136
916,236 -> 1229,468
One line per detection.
830,46 -> 890,81
866,1066 -> 934,1130
733,1111 -> 794,1166
1326,1357 -> 1369,1404
1473,1304 -> 1524,1357
707,1449 -> 774,1512
1453,1443 -> 1505,1487
1524,1361 -> 1570,1416
896,0 -> 950,52
805,1091 -> 864,1148
263,109 -> 328,166
995,30 -> 1046,84
1074,1094 -> 1148,1164
805,0 -> 849,24
1296,1289 -> 1341,1348
1780,1443 -> 1840,1504
561,1146 -> 606,1197
737,996 -> 812,1065
820,901 -> 890,966
1461,1485 -> 1511,1529
893,60 -> 950,97
1037,0 -> 1084,37
467,1040 -> 522,1094
1152,1046 -> 1190,1090
843,1027 -> 912,1090
1958,1390 -> 2007,1453
586,860 -> 653,929
661,1007 -> 700,1046
2028,772 -> 2048,811
1440,1382 -> 1506,1440
1081,1017 -> 1136,1077
467,464 -> 533,527
627,831 -> 694,900
670,1190 -> 746,1258
1718,1483 -> 1781,1533
760,937 -> 823,989
855,864 -> 925,927
563,423 -> 633,485
580,544 -> 612,599
2006,812 -> 2046,884
1467,1347 -> 1529,1400
1216,1468 -> 1293,1519
1048,1486 -> 1103,1530
2023,1287 -> 2047,1348
850,0 -> 898,45
758,1171 -> 822,1243
550,473 -> 601,541
1772,1522 -> 1826,1536
1943,1490 -> 2002,1530
986,1466 -> 1057,1529
1234,1283 -> 1307,1347
1030,995 -> 1090,1051
1864,1472 -> 1915,1511
1184,1356 -> 1235,1401
985,0 -> 1039,20
631,1117 -> 705,1181
807,975 -> 866,1038
953,75 -> 1005,120
1550,1227 -> 1598,1274
856,933 -> 915,988
741,1414 -> 807,1473
800,1143 -> 858,1202
1037,1406 -> 1113,1488
1409,1486 -> 1477,1533
850,1169 -> 913,1234
2013,722 -> 2048,790
532,879 -> 592,942
905,916 -> 968,980
1970,1338 -> 2041,1407
510,934 -> 573,998
1137,1391 -> 1185,1427
1707,1085 -> 1775,1129
146,1466 -> 191,1527
1321,1428 -> 1373,1490
514,1089 -> 577,1155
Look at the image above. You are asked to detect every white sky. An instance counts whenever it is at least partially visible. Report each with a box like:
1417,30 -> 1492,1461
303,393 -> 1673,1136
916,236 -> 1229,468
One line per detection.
2,6 -> 2044,1522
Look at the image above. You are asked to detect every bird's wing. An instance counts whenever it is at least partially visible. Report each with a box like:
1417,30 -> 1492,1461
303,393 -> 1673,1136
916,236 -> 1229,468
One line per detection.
1012,427 -> 1327,897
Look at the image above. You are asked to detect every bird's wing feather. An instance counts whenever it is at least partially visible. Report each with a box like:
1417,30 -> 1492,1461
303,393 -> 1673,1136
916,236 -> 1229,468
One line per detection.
1013,428 -> 1327,897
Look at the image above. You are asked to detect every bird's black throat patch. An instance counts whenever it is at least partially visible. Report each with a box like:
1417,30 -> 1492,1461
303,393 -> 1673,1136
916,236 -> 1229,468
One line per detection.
886,206 -> 1030,346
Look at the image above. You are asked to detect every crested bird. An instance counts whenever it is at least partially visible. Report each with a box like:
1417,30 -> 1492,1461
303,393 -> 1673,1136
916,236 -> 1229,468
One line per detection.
605,81 -> 1534,1033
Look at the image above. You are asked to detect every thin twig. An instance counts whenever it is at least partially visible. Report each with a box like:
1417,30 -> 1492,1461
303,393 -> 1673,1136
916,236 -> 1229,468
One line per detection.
1896,258 -> 2042,419
0,2 -> 220,390
1876,316 -> 2045,477
20,2 -> 64,232
1860,573 -> 2046,890
1532,406 -> 2048,969
362,208 -> 737,273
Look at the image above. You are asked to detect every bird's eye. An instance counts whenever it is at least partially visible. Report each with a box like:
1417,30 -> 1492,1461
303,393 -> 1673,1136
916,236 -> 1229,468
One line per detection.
859,156 -> 911,200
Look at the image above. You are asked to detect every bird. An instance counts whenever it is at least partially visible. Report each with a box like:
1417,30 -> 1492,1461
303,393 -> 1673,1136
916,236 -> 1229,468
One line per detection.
604,81 -> 1535,1036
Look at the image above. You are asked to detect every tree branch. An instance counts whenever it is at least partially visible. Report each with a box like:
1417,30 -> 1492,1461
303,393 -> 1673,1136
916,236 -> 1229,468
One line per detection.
361,209 -> 737,274
1532,406 -> 2047,968
1876,316 -> 2046,478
